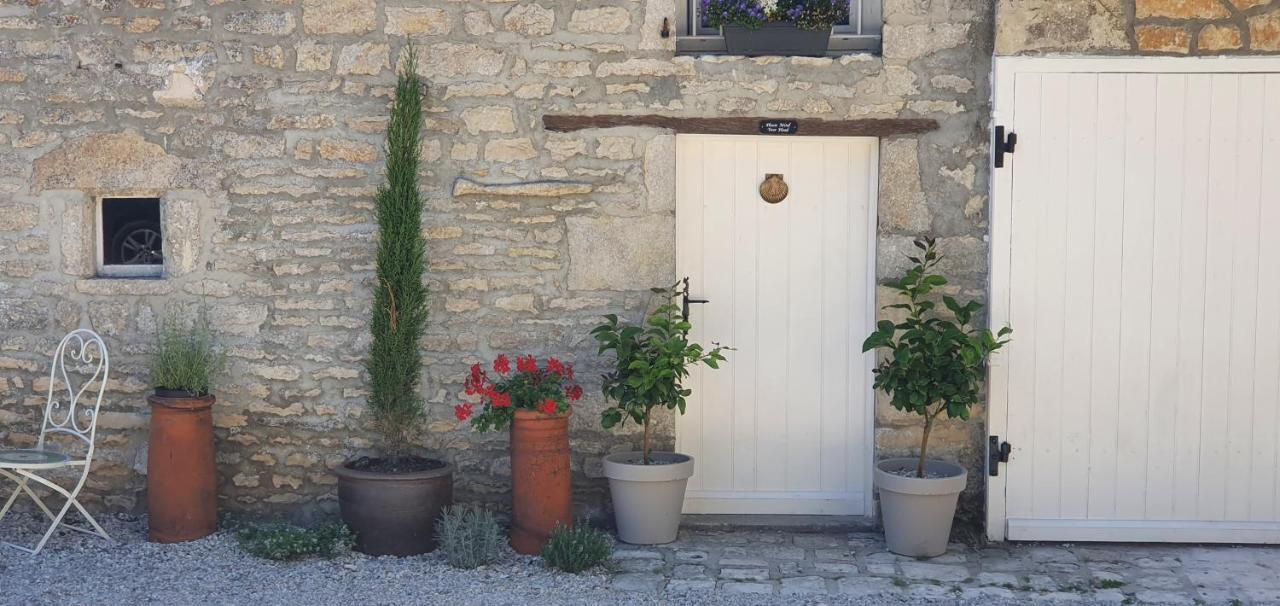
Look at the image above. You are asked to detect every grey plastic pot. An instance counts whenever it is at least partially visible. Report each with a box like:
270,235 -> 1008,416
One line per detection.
874,458 -> 967,557
604,452 -> 694,545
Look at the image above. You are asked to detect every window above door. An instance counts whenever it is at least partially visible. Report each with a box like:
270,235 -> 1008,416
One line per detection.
677,0 -> 881,54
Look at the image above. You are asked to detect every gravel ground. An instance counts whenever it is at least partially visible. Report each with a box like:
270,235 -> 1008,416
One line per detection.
0,513 -> 1047,606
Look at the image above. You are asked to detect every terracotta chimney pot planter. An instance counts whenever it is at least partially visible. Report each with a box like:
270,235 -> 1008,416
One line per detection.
509,409 -> 572,555
147,392 -> 217,543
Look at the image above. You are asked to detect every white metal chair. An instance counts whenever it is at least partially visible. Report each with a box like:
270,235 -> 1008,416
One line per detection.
0,329 -> 112,554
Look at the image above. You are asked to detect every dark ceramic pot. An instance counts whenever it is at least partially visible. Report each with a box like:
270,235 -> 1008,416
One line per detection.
722,23 -> 832,57
333,460 -> 454,556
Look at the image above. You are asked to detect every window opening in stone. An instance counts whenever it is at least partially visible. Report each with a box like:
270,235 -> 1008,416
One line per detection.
101,197 -> 163,271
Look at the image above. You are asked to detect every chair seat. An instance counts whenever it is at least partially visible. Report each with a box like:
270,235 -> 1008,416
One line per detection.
0,449 -> 72,470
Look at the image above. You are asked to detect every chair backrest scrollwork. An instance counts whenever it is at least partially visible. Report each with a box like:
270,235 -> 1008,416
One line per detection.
39,329 -> 110,455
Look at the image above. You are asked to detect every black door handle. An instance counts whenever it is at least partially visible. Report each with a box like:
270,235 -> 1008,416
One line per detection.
680,277 -> 709,320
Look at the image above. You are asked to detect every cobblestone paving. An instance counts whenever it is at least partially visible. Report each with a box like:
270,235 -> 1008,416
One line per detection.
609,529 -> 1280,604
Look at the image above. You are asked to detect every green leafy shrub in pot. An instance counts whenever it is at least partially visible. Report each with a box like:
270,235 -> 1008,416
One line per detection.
861,237 -> 1012,478
541,522 -> 613,573
435,505 -> 504,569
591,282 -> 727,465
238,521 -> 354,561
150,306 -> 224,397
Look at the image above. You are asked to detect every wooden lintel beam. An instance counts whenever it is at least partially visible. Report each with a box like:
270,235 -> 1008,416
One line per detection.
542,114 -> 938,137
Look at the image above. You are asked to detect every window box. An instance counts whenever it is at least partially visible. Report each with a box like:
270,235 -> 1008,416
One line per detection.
722,23 -> 832,56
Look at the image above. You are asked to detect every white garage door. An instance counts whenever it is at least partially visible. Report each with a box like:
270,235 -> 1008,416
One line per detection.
675,135 -> 877,515
989,57 -> 1280,543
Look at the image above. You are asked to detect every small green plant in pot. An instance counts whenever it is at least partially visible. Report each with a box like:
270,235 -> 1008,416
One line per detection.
862,237 -> 1011,557
331,45 -> 454,557
147,307 -> 225,543
592,280 -> 726,545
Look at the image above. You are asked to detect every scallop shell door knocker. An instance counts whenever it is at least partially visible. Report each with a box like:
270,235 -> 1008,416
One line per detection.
759,173 -> 788,204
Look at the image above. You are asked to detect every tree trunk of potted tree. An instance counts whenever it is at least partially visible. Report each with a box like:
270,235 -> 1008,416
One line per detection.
863,238 -> 1011,557
333,46 -> 454,557
147,308 -> 223,543
593,281 -> 727,545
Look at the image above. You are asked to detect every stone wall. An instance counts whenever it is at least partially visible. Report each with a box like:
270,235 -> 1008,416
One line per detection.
997,0 -> 1280,54
0,0 -> 993,520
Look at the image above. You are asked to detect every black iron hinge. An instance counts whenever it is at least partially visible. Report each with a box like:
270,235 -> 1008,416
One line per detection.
993,126 -> 1017,168
988,436 -> 1011,476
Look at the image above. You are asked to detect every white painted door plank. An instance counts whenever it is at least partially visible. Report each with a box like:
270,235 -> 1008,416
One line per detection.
1005,72 -> 1043,520
1085,73 -> 1127,521
1144,73 -> 1188,521
1196,74 -> 1240,522
1172,73 -> 1212,522
1058,72 -> 1099,521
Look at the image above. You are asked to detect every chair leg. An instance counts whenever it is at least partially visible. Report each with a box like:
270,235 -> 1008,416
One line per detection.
0,470 -> 24,523
0,469 -> 58,522
27,493 -> 75,556
68,497 -> 110,540
1,469 -> 111,554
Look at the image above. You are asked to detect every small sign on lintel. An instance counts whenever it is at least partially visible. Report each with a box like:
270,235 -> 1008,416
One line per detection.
758,119 -> 799,135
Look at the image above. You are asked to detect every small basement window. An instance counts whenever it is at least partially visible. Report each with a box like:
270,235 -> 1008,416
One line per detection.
677,0 -> 881,54
99,197 -> 163,278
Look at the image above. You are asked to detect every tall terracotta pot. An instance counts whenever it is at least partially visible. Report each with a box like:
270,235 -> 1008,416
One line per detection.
509,409 -> 572,555
147,392 -> 217,543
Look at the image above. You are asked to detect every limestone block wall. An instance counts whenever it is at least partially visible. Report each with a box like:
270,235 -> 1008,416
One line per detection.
997,0 -> 1280,54
0,0 -> 993,520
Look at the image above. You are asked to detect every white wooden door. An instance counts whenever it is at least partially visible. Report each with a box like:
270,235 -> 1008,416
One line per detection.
675,134 -> 877,515
990,57 -> 1280,543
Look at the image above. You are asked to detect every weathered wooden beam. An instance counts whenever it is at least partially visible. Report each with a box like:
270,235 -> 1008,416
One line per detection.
542,115 -> 938,137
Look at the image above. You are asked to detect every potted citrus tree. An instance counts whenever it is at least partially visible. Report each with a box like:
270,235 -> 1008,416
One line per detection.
454,354 -> 582,554
703,0 -> 848,56
147,307 -> 224,543
332,48 -> 454,557
862,238 -> 1011,557
591,282 -> 726,545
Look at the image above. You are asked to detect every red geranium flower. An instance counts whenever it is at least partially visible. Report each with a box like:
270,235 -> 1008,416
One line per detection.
564,363 -> 575,381
494,354 -> 510,375
565,384 -> 583,401
454,403 -> 474,421
516,355 -> 538,374
547,357 -> 565,376
539,398 -> 558,415
491,391 -> 512,408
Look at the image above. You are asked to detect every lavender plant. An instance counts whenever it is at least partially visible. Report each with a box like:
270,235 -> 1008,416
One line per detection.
435,505 -> 504,569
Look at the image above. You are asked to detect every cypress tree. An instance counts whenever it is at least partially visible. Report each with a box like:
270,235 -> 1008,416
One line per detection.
367,47 -> 427,457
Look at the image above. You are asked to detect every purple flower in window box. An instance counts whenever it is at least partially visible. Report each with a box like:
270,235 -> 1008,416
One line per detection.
702,0 -> 848,56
